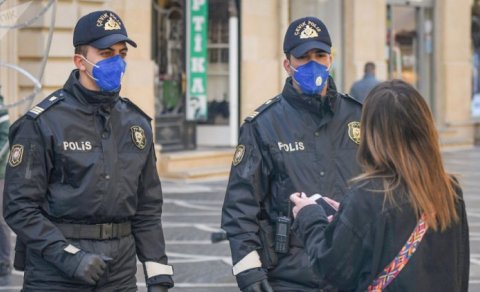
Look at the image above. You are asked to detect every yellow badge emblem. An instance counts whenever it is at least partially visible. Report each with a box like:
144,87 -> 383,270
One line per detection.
104,16 -> 121,30
130,126 -> 146,150
96,12 -> 121,31
232,145 -> 246,166
300,24 -> 319,39
348,122 -> 361,144
8,144 -> 24,167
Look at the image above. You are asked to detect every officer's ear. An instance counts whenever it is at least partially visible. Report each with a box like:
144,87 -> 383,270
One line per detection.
73,54 -> 86,71
283,57 -> 294,76
73,45 -> 90,71
328,53 -> 333,68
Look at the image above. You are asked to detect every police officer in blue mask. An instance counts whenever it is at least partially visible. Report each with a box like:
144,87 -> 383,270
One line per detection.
3,10 -> 173,291
222,16 -> 363,291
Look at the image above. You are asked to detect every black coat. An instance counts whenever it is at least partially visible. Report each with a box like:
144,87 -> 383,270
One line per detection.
293,178 -> 470,292
222,77 -> 363,290
3,70 -> 173,290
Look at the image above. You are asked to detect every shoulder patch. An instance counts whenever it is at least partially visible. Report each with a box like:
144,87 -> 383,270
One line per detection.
244,96 -> 280,122
27,92 -> 64,119
121,97 -> 152,121
347,121 -> 361,144
232,144 -> 245,166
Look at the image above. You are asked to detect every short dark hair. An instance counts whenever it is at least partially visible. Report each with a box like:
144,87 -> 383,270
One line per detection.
74,45 -> 89,56
364,62 -> 375,74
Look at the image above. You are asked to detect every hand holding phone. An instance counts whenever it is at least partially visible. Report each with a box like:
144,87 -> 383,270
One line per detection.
309,194 -> 338,216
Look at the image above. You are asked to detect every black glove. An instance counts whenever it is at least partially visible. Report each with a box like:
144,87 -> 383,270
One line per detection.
13,239 -> 26,271
241,279 -> 274,292
73,252 -> 111,285
148,285 -> 168,292
236,267 -> 268,291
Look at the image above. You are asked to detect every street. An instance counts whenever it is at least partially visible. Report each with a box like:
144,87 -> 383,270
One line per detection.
1,146 -> 479,291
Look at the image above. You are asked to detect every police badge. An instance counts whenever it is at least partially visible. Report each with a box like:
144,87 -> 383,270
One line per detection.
232,145 -> 245,166
9,144 -> 24,167
130,126 -> 146,150
347,121 -> 361,144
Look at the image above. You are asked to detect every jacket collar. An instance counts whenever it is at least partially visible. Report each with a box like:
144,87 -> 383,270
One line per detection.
282,76 -> 338,115
63,70 -> 120,108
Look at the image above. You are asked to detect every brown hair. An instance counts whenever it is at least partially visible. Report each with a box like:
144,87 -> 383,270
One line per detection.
74,45 -> 89,56
353,79 -> 459,231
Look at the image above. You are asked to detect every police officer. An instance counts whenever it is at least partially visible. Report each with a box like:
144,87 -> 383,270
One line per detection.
3,10 -> 173,291
221,16 -> 362,291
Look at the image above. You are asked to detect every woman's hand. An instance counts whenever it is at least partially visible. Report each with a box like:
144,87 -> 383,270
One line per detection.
322,196 -> 340,210
290,192 -> 317,218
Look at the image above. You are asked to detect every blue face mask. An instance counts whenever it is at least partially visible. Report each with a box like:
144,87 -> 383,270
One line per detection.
81,55 -> 126,92
290,61 -> 330,95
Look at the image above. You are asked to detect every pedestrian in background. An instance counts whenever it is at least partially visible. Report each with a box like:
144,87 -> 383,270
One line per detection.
291,80 -> 470,292
3,10 -> 173,291
349,62 -> 380,102
222,16 -> 362,291
0,89 -> 11,277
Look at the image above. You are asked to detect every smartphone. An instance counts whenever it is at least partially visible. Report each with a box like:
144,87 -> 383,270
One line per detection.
310,194 -> 338,216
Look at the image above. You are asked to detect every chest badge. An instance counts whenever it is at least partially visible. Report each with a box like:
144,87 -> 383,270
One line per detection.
130,126 -> 146,150
232,144 -> 245,166
348,121 -> 361,145
8,144 -> 24,167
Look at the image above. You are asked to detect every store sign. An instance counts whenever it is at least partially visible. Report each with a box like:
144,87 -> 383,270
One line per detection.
186,0 -> 208,121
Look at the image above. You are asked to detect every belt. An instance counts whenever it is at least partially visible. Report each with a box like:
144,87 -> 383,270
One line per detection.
55,222 -> 131,240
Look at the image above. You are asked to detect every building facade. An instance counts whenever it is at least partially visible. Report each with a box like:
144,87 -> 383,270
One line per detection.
0,0 -> 477,154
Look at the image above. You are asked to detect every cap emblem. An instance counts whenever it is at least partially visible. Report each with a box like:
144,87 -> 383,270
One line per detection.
300,24 -> 318,39
96,12 -> 121,31
294,20 -> 322,39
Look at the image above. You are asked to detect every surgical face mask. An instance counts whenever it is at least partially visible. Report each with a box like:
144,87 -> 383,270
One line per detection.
290,60 -> 330,95
79,54 -> 126,92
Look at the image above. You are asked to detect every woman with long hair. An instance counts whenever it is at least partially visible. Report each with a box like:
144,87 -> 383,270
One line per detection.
290,79 -> 469,291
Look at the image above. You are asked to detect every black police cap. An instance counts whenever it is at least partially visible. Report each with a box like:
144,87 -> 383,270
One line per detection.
73,10 -> 137,49
283,16 -> 331,57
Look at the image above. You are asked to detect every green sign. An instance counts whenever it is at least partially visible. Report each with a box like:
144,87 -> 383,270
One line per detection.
186,0 -> 208,121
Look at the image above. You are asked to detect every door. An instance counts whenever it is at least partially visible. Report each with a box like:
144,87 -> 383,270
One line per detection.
152,0 -> 196,152
196,0 -> 239,146
386,0 -> 434,113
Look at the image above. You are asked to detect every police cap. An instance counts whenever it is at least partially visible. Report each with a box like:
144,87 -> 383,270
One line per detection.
73,10 -> 137,49
283,16 -> 331,57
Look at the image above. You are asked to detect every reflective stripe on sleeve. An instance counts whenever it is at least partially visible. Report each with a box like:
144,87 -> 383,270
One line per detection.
232,250 -> 262,276
145,261 -> 174,278
64,244 -> 80,255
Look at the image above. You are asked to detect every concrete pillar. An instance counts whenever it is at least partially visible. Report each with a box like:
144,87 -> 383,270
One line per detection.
343,0 -> 386,92
0,25 -> 19,119
435,0 -> 474,145
240,0 -> 289,120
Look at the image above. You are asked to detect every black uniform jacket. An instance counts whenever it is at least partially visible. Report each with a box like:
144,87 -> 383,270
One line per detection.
3,70 -> 172,286
222,77 -> 363,290
293,178 -> 470,292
